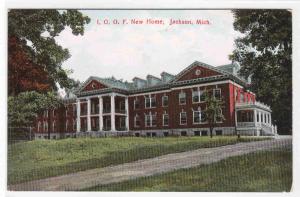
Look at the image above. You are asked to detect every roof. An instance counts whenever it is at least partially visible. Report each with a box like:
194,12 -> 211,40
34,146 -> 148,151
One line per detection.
75,61 -> 249,97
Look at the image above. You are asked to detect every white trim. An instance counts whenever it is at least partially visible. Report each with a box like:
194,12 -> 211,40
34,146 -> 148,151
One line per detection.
129,89 -> 171,97
172,80 -> 243,90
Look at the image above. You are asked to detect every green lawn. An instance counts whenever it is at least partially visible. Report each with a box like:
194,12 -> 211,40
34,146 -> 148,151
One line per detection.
85,148 -> 292,192
8,136 -> 268,185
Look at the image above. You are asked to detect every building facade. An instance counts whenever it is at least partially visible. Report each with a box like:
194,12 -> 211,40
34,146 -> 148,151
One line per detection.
34,61 -> 277,139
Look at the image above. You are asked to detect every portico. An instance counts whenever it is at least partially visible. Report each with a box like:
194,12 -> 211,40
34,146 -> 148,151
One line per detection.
235,101 -> 277,136
76,93 -> 129,133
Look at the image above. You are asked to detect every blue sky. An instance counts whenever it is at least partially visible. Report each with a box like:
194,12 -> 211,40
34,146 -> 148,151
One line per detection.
55,10 -> 241,82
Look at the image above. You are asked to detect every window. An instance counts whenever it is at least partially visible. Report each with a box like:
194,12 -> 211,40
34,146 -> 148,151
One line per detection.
240,92 -> 244,102
201,111 -> 207,123
53,121 -> 56,131
135,133 -> 140,137
151,97 -> 156,108
152,114 -> 157,127
134,115 -> 141,127
193,111 -> 201,124
162,96 -> 168,107
44,121 -> 48,132
215,109 -> 223,123
213,88 -> 221,100
73,104 -> 77,115
163,113 -> 169,126
180,112 -> 187,125
144,112 -> 157,127
201,131 -> 208,136
145,114 -> 151,127
163,132 -> 169,137
179,92 -> 186,105
193,89 -> 206,103
73,119 -> 76,131
145,96 -> 156,108
216,130 -> 223,136
146,132 -> 151,137
194,131 -> 200,136
134,98 -> 140,109
66,120 -> 68,131
200,90 -> 206,101
37,121 -> 41,132
181,131 -> 187,136
192,90 -> 200,103
193,108 -> 207,124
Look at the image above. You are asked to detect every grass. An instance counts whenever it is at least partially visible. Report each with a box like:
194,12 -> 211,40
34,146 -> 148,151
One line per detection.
8,136 -> 268,185
84,148 -> 292,192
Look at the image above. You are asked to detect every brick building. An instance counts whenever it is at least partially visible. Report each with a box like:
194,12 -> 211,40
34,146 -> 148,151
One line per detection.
34,61 -> 277,139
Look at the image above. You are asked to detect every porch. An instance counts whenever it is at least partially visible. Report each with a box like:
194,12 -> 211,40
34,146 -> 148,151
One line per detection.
76,93 -> 129,132
235,101 -> 277,136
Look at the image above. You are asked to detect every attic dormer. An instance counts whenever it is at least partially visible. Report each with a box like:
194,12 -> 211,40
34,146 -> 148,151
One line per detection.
146,75 -> 162,86
160,72 -> 175,83
132,77 -> 147,88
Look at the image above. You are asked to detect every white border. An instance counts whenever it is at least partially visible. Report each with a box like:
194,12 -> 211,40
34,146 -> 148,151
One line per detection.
2,1 -> 300,197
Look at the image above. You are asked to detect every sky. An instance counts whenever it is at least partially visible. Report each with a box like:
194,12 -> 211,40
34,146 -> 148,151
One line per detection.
55,10 -> 242,83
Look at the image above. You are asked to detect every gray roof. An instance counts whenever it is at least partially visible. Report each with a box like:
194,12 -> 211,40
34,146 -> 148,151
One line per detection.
75,61 -> 249,97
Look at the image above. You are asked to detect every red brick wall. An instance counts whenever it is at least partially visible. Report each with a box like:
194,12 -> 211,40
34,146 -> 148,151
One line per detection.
34,81 -> 253,134
129,82 -> 237,131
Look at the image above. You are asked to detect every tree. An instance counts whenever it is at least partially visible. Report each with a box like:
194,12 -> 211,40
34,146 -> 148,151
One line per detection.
205,92 -> 225,138
8,9 -> 90,94
8,36 -> 52,95
8,91 -> 60,127
230,10 -> 292,135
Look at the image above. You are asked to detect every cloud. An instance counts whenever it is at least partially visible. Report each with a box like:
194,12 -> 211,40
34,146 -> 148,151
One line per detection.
55,10 -> 240,82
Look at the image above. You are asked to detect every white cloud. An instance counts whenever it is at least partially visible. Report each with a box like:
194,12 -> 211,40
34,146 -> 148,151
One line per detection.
55,10 -> 241,82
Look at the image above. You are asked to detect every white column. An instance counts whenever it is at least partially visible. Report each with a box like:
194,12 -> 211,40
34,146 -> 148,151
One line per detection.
99,96 -> 103,131
76,100 -> 81,132
254,109 -> 257,126
235,110 -> 238,127
111,93 -> 116,131
125,97 -> 129,131
258,111 -> 261,125
87,98 -> 91,131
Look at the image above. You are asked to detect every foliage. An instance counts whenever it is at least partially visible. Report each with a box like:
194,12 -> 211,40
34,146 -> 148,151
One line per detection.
204,92 -> 225,138
7,136 -> 266,184
8,9 -> 90,93
8,91 -> 60,127
230,10 -> 292,134
87,149 -> 292,192
8,36 -> 52,95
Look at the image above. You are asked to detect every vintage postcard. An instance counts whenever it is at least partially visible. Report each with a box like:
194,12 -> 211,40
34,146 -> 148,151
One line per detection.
5,4 -> 294,194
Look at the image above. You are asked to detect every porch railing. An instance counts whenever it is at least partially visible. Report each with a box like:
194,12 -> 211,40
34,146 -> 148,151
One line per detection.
237,122 -> 255,127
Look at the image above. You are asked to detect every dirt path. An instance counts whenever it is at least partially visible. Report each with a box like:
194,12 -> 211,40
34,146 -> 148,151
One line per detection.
8,136 -> 292,191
